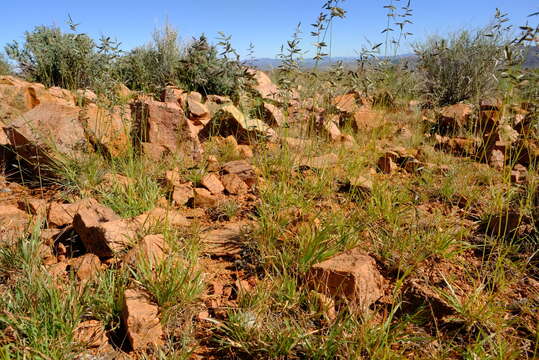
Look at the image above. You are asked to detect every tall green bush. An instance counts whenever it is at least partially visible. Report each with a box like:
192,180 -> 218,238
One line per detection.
414,27 -> 511,106
117,26 -> 251,100
0,54 -> 11,75
116,24 -> 182,95
178,34 -> 250,100
5,25 -> 106,89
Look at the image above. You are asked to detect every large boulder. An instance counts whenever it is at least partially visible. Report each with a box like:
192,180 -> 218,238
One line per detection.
0,76 -> 75,123
131,99 -> 201,158
79,104 -> 131,157
3,103 -> 87,167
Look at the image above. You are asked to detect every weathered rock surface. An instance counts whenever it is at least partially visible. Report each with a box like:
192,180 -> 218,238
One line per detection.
172,184 -> 194,206
3,103 -> 86,166
262,103 -> 285,127
79,104 -> 131,157
436,103 -> 473,134
221,160 -> 257,188
70,253 -> 101,281
122,289 -> 163,351
193,188 -> 219,208
333,93 -> 360,114
200,222 -> 249,256
48,198 -> 99,228
250,70 -> 279,101
220,173 -> 249,195
73,202 -> 135,257
131,99 -> 201,158
201,173 -> 225,195
123,234 -> 169,268
187,98 -> 211,125
0,205 -> 29,244
308,248 -> 385,311
73,320 -> 108,349
201,104 -> 277,143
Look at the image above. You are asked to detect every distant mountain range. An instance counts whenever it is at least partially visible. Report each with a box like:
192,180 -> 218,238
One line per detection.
248,46 -> 539,70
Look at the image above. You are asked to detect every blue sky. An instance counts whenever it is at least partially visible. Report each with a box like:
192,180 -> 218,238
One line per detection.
1,1 -> 537,59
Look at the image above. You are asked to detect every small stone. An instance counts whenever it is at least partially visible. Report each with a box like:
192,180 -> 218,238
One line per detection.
333,93 -> 359,114
122,289 -> 163,351
123,234 -> 168,268
511,164 -> 528,184
172,184 -> 194,206
70,253 -> 101,281
237,145 -> 254,159
489,149 -> 505,170
220,174 -> 249,195
73,320 -> 108,349
193,188 -> 219,208
187,98 -> 211,125
73,203 -> 135,258
342,176 -> 373,195
377,153 -> 398,174
207,155 -> 220,172
201,173 -> 225,195
222,160 -> 258,188
307,248 -> 385,311
47,198 -> 99,228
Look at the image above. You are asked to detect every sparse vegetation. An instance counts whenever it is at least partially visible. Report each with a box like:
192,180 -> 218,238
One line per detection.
4,24 -> 108,90
0,54 -> 11,75
0,3 -> 538,360
414,14 -> 515,106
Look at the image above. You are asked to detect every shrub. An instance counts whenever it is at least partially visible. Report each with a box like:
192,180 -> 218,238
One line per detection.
117,26 -> 251,100
414,28 -> 510,106
116,24 -> 182,95
0,54 -> 11,75
178,34 -> 250,100
4,25 -> 107,89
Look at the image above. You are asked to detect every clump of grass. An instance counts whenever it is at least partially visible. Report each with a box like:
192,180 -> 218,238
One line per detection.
131,255 -> 204,311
